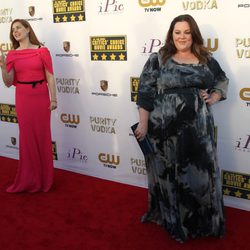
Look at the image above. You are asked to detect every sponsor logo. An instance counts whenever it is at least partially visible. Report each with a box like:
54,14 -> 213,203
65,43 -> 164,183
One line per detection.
28,6 -> 35,17
141,38 -> 218,55
239,88 -> 250,106
24,6 -> 43,22
0,103 -> 18,123
98,153 -> 120,168
56,78 -> 80,94
238,3 -> 250,8
139,0 -> 166,12
182,0 -> 218,10
130,77 -> 139,102
91,80 -> 118,97
222,170 -> 250,200
52,141 -> 58,160
236,38 -> 250,59
55,41 -> 79,57
0,43 -> 13,54
130,158 -> 147,175
90,35 -> 127,61
53,0 -> 85,23
142,38 -> 163,55
90,116 -> 117,134
100,80 -> 108,91
63,41 -> 70,53
235,134 -> 250,153
60,113 -> 80,128
98,0 -> 124,14
6,137 -> 19,150
0,8 -> 13,24
67,147 -> 88,163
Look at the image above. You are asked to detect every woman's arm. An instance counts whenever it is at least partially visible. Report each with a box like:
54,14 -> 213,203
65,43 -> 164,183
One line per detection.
135,107 -> 149,140
45,69 -> 57,111
0,49 -> 14,87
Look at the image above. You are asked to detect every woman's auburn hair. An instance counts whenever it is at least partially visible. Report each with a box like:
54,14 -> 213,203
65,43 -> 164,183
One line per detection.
9,19 -> 42,49
159,14 -> 211,64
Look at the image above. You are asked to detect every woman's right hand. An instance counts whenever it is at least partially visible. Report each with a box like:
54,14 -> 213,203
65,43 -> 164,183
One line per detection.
0,49 -> 6,68
135,122 -> 148,141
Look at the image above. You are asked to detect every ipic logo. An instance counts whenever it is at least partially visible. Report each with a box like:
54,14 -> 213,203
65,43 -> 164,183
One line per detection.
235,135 -> 250,152
98,153 -> 120,168
142,39 -> 163,54
98,0 -> 124,14
142,38 -> 217,54
67,148 -> 88,163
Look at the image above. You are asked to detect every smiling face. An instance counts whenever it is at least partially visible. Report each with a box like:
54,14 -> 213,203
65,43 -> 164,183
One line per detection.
172,21 -> 193,53
11,21 -> 30,43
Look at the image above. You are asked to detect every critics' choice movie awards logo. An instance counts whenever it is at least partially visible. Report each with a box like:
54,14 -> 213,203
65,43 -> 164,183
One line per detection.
60,113 -> 80,128
52,141 -> 58,160
53,0 -> 85,22
222,170 -> 250,200
90,116 -> 117,134
91,80 -> 118,97
98,153 -> 120,169
98,0 -> 124,14
90,36 -> 127,61
56,41 -> 79,57
130,158 -> 147,175
130,77 -> 139,102
67,147 -> 88,163
138,0 -> 166,12
0,103 -> 18,123
0,8 -> 13,23
142,38 -> 218,55
56,78 -> 80,94
239,88 -> 250,106
236,38 -> 250,59
182,0 -> 218,10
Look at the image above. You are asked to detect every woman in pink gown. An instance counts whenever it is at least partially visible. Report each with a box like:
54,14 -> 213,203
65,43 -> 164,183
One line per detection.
0,19 -> 57,193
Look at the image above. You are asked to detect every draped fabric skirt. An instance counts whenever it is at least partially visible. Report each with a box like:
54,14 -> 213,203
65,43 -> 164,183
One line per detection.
141,89 -> 225,242
6,82 -> 54,193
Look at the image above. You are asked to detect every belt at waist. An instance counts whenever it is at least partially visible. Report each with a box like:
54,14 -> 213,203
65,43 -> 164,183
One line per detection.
157,87 -> 199,95
17,79 -> 45,88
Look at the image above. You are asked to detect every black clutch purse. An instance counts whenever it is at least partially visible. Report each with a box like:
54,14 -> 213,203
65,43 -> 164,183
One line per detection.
131,123 -> 154,155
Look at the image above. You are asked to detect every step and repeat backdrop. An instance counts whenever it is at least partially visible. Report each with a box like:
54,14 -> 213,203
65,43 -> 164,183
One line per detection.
0,0 -> 249,210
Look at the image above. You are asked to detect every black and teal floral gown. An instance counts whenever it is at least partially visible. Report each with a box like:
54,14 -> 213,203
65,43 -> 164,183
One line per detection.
137,52 -> 229,242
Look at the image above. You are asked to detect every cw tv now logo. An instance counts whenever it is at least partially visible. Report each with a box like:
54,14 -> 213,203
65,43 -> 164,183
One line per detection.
98,153 -> 120,169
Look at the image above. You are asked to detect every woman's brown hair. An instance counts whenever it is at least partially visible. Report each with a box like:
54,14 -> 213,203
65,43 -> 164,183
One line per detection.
159,14 -> 211,64
10,19 -> 42,49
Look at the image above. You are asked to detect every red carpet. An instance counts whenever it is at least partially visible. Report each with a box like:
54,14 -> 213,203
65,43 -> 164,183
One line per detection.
0,156 -> 249,250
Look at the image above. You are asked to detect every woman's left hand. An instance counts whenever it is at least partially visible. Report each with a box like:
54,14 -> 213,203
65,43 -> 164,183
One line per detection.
49,100 -> 57,111
200,89 -> 221,105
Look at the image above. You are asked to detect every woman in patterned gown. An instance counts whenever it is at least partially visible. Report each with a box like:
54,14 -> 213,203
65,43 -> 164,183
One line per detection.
135,14 -> 229,242
0,19 -> 57,193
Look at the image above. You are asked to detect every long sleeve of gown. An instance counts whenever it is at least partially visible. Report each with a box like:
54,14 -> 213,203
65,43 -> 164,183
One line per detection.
136,52 -> 159,112
207,57 -> 229,100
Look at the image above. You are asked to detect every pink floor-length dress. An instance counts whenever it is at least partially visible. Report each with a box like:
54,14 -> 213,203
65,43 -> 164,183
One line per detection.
6,47 -> 54,193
